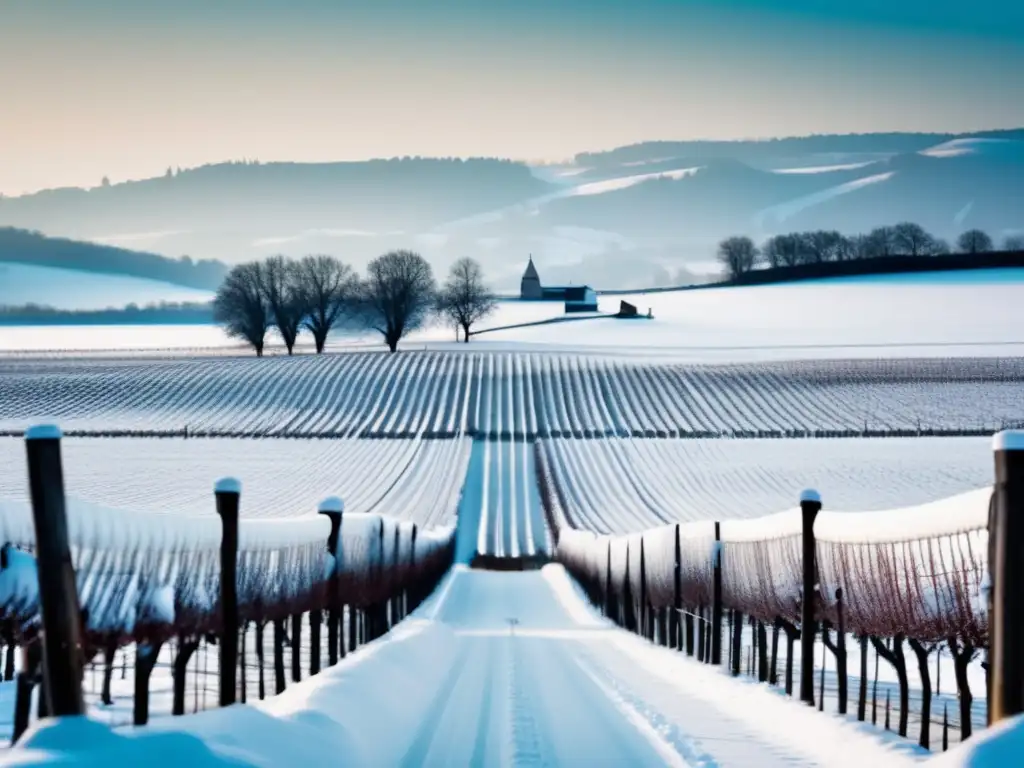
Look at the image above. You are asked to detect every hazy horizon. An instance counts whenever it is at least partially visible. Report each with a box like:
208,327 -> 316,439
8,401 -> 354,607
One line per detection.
3,0 -> 1023,196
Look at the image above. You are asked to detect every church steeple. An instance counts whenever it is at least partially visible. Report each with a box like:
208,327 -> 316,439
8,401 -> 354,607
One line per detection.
520,254 -> 542,299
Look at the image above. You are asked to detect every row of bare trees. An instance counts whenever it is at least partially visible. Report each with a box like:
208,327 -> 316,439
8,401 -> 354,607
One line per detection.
213,252 -> 496,355
718,225 -> 1023,280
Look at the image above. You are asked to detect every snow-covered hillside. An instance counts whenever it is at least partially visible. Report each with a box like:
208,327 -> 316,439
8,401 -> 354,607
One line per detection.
479,269 -> 1024,357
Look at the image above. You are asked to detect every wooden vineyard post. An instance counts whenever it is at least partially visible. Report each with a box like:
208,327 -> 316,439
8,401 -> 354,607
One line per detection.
319,497 -> 344,667
711,522 -> 723,665
215,477 -> 241,708
799,489 -> 822,706
24,425 -> 85,718
990,431 -> 1024,723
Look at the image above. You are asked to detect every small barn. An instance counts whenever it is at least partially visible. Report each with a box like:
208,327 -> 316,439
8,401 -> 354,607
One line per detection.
564,286 -> 598,313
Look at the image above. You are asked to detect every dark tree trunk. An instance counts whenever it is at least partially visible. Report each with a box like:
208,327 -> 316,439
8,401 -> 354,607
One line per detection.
462,323 -> 471,343
858,635 -> 868,722
328,608 -> 340,666
239,621 -> 247,704
769,622 -> 780,685
173,637 -> 200,716
291,613 -> 302,683
5,643 -> 15,681
949,636 -> 975,741
908,639 -> 932,749
349,606 -> 358,652
872,635 -> 909,737
273,619 -> 287,695
255,621 -> 266,701
778,618 -> 799,695
685,611 -> 694,656
310,610 -> 321,677
822,621 -> 848,715
101,642 -> 117,706
134,642 -> 163,726
757,621 -> 769,682
731,611 -> 743,677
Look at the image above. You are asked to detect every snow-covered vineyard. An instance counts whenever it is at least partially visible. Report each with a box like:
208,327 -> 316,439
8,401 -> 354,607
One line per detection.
1,352 -> 1022,436
0,349 -> 1021,763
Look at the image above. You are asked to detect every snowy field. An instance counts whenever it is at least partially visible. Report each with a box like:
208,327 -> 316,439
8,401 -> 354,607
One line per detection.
0,435 -> 992,554
540,436 -> 991,532
1,353 -> 1020,436
0,437 -> 469,527
2,269 -> 1024,362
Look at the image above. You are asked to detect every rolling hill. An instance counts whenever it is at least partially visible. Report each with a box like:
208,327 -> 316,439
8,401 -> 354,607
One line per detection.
0,131 -> 1022,294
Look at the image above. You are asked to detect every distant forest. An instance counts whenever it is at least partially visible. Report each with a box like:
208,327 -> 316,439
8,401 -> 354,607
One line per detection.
0,300 -> 214,326
0,227 -> 227,290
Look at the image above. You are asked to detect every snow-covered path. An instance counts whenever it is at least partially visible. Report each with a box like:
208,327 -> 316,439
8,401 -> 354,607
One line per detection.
394,567 -> 925,767
3,564 -> 930,767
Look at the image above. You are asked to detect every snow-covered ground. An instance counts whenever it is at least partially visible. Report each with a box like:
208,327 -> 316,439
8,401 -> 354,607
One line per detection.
0,437 -> 469,527
2,566 -> 935,767
479,269 -> 1024,359
3,269 -> 1024,361
540,436 -> 991,532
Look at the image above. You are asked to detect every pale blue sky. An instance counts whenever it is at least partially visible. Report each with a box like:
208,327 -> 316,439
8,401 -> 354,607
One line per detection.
1,1 -> 1022,194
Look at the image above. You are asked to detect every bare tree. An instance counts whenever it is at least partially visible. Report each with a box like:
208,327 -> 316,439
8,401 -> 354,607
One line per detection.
803,230 -> 846,263
717,236 -> 759,280
213,262 -> 270,356
1003,234 -> 1024,252
863,226 -> 897,258
762,234 -> 803,268
436,257 -> 497,342
358,250 -> 436,353
260,255 -> 306,355
297,255 -> 358,353
957,229 -> 993,254
892,222 -> 935,257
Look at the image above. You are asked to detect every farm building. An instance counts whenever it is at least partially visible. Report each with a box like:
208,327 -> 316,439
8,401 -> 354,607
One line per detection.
520,256 -> 597,311
564,286 -> 598,313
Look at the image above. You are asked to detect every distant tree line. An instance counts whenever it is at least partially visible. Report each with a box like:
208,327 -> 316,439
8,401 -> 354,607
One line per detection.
214,252 -> 496,356
0,227 -> 226,290
0,300 -> 213,325
717,224 -> 1024,281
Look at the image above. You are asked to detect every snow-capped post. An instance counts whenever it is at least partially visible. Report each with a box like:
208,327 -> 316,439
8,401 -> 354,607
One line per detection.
990,430 -> 1024,724
214,476 -> 241,708
799,488 -> 822,706
23,424 -> 85,718
319,496 -> 344,667
711,521 -> 723,666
